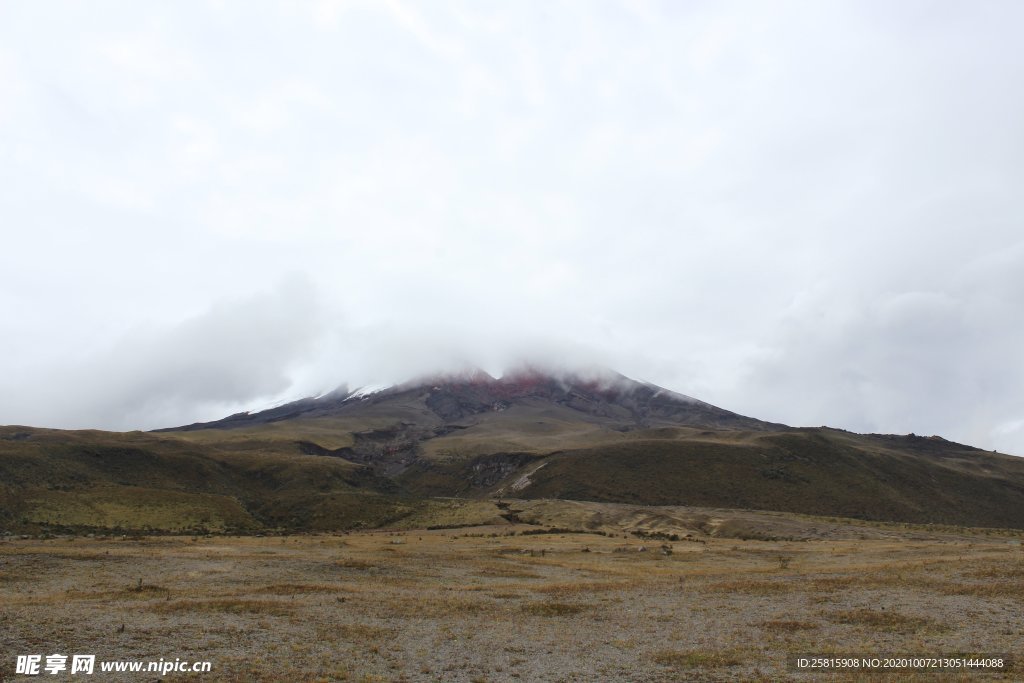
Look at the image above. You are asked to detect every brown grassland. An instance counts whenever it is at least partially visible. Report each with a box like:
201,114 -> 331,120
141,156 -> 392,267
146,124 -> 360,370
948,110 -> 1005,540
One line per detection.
1,503 -> 1022,682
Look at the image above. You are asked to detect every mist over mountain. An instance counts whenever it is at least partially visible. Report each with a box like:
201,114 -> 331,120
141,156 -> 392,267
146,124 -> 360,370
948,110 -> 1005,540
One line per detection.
3,2 -> 1024,455
1,1 -> 1022,536
163,366 -> 781,434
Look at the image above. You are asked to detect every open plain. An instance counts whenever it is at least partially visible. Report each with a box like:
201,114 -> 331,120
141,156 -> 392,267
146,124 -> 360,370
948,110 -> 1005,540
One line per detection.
2,501 -> 1022,682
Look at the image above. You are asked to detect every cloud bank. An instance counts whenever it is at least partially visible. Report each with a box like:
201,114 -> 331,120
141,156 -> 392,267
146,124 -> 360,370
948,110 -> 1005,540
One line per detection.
1,1 -> 1023,453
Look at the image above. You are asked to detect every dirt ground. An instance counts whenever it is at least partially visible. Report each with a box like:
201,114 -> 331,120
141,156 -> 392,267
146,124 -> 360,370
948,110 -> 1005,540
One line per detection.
1,525 -> 1021,682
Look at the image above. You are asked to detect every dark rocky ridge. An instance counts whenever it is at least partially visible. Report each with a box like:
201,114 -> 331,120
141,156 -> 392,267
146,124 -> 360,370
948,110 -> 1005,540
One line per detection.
160,368 -> 783,433
157,370 -> 785,480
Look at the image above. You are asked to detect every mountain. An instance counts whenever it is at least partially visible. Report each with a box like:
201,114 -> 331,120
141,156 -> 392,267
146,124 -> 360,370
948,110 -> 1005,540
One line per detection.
4,368 -> 1024,533
164,367 -> 781,433
158,368 -> 784,478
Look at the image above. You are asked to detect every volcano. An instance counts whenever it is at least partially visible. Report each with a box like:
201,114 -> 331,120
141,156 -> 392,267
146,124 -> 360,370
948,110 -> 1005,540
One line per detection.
166,367 -> 782,434
4,367 -> 1024,533
157,368 -> 786,479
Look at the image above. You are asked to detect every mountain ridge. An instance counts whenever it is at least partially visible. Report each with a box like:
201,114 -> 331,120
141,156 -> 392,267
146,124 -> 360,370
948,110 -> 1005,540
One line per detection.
158,368 -> 784,434
4,367 -> 1024,534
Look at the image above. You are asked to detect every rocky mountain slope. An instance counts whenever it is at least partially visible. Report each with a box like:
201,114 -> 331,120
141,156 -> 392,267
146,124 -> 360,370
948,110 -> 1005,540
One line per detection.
165,368 -> 780,433
4,368 -> 1024,533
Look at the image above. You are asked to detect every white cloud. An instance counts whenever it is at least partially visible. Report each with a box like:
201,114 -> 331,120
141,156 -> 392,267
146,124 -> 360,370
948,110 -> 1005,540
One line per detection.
1,0 -> 1023,454
0,277 -> 323,430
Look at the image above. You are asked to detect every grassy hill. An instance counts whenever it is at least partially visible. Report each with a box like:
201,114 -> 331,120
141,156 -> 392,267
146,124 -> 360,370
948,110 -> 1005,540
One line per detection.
0,426 -> 411,533
510,429 -> 1024,528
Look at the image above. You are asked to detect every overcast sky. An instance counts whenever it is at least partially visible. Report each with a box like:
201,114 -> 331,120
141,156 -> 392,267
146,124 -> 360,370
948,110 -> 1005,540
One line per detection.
2,0 -> 1023,454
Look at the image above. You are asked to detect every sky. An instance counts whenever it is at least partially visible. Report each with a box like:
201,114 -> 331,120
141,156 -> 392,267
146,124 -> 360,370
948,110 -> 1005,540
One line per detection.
1,0 -> 1023,454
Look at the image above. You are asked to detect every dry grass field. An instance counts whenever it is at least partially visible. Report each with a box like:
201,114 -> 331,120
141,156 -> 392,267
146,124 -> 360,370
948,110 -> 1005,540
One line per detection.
1,503 -> 1022,682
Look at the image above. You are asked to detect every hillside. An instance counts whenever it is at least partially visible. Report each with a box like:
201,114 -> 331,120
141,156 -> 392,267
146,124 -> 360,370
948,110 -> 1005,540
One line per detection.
3,368 -> 1024,533
0,426 -> 408,533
